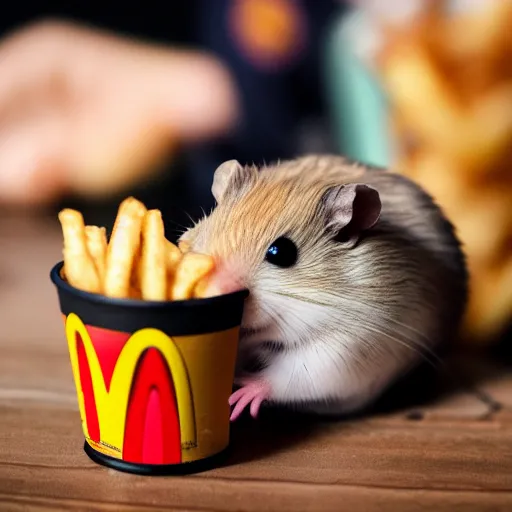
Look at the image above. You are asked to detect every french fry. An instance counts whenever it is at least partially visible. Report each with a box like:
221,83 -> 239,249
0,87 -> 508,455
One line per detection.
440,0 -> 512,62
131,245 -> 142,299
104,197 -> 147,299
167,239 -> 183,268
379,44 -> 465,150
59,197 -> 220,304
85,226 -> 108,282
193,275 -> 221,299
178,240 -> 191,253
165,239 -> 182,298
130,284 -> 142,300
375,0 -> 512,345
58,209 -> 102,294
139,210 -> 167,301
462,256 -> 512,344
171,253 -> 215,301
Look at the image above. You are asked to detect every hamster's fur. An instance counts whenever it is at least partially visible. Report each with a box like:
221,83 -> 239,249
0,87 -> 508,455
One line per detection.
180,155 -> 468,418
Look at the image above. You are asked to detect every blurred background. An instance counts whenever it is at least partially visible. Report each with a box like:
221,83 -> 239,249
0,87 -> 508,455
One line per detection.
0,0 -> 511,350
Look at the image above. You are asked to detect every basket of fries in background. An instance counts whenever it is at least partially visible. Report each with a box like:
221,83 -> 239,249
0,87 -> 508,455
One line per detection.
327,0 -> 512,347
50,197 -> 247,475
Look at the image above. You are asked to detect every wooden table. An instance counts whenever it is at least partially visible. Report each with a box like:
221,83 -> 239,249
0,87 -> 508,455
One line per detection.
0,212 -> 511,511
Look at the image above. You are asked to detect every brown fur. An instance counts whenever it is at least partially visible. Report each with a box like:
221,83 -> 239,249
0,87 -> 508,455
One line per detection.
180,155 -> 468,415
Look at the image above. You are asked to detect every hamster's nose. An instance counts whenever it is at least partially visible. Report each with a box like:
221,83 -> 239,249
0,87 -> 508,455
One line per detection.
206,260 -> 246,297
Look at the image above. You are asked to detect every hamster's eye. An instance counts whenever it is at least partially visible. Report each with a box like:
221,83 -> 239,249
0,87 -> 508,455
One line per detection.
265,237 -> 298,268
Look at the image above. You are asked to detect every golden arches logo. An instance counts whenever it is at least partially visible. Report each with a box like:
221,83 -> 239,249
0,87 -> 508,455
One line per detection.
65,313 -> 196,460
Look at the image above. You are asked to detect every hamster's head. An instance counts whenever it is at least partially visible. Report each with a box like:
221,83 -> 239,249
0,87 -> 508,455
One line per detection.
180,159 -> 381,348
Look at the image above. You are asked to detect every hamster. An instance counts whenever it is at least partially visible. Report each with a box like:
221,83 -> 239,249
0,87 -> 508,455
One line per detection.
179,155 -> 468,420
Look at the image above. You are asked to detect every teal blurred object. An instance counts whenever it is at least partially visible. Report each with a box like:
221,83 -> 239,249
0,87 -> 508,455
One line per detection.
323,9 -> 392,168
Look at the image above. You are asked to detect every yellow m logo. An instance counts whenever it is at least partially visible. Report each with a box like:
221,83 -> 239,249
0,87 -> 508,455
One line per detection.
65,313 -> 196,457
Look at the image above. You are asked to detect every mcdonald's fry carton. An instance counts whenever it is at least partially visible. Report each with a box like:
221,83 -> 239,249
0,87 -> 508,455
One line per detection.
50,261 -> 247,475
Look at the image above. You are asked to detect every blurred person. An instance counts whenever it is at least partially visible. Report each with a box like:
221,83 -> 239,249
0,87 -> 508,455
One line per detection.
0,1 -> 343,228
0,19 -> 238,205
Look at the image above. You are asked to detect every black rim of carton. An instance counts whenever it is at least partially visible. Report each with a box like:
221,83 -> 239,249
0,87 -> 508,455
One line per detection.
84,441 -> 229,476
50,261 -> 248,335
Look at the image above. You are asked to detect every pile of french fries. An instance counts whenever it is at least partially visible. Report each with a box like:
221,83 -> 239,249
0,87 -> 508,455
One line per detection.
373,0 -> 512,345
58,197 -> 216,301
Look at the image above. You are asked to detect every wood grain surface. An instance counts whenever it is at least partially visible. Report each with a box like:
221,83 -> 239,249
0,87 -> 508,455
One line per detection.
0,211 -> 511,512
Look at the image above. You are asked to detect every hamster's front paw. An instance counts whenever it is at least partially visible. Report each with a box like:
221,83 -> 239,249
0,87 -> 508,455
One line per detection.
229,377 -> 270,421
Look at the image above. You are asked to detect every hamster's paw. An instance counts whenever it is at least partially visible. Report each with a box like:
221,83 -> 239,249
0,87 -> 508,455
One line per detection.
229,378 -> 270,421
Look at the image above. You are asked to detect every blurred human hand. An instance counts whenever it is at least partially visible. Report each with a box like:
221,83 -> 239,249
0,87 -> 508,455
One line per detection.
0,20 -> 239,206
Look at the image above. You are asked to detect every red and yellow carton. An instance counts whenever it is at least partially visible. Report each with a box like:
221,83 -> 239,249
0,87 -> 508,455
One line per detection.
50,261 -> 247,475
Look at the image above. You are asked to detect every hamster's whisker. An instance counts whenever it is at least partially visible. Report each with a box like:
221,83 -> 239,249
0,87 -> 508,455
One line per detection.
258,303 -> 289,338
358,322 -> 440,368
163,218 -> 188,232
171,207 -> 200,228
263,286 -> 441,368
336,294 -> 435,345
167,225 -> 188,236
266,290 -> 333,307
326,295 -> 440,363
272,306 -> 309,341
267,289 -> 438,360
283,358 -> 299,398
330,340 -> 367,375
199,206 -> 209,221
380,315 -> 434,346
362,317 -> 442,364
323,342 -> 349,373
259,300 -> 316,343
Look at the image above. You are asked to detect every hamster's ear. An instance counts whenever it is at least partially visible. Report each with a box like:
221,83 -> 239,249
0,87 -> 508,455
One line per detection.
322,183 -> 381,247
212,160 -> 256,203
